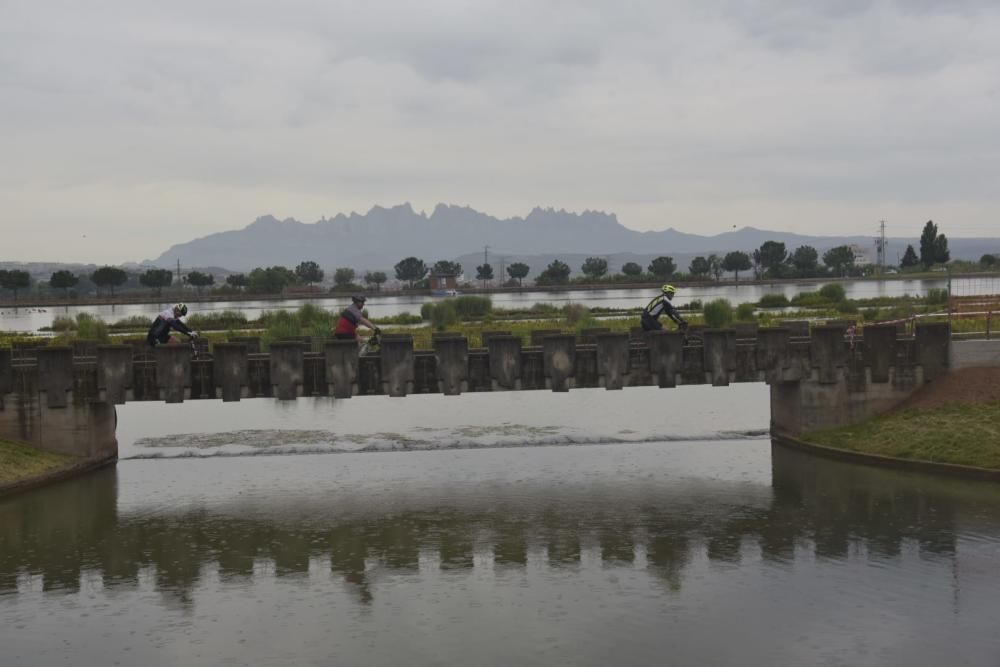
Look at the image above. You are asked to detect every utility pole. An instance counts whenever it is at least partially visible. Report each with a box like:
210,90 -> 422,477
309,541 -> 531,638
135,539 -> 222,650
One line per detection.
498,256 -> 506,287
874,220 -> 887,275
483,245 -> 490,290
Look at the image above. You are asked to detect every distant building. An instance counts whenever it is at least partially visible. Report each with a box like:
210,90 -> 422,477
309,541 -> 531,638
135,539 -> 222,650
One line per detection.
430,272 -> 459,291
848,244 -> 873,265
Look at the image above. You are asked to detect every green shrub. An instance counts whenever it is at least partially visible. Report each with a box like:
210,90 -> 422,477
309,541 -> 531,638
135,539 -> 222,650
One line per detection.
703,299 -> 733,328
530,302 -> 560,315
561,304 -> 591,326
451,295 -> 492,318
51,316 -> 77,331
682,299 -> 703,311
758,294 -> 790,308
428,302 -> 458,331
819,283 -> 846,302
74,313 -> 109,342
925,288 -> 949,305
836,300 -> 859,314
420,302 -> 434,320
791,291 -> 825,307
736,302 -> 756,321
185,310 -> 249,331
861,308 -> 880,322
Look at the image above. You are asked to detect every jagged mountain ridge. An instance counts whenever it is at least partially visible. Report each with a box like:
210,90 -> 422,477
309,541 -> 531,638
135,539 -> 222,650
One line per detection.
148,203 -> 996,271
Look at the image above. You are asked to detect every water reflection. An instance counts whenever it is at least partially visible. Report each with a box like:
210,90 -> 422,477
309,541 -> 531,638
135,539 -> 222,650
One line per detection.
3,445 -> 998,609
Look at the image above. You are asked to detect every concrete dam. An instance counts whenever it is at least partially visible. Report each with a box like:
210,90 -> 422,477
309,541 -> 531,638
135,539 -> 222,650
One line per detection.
3,322 -> 993,463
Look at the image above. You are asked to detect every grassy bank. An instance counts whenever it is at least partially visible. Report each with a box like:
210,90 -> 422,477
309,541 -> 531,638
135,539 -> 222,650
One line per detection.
806,403 -> 1000,470
0,439 -> 73,486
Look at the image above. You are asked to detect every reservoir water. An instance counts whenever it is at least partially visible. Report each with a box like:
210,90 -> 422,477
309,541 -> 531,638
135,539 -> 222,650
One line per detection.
4,275 -> 1000,332
3,386 -> 1000,665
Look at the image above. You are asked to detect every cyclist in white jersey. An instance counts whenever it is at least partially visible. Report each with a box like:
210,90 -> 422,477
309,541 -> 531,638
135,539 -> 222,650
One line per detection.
147,303 -> 199,347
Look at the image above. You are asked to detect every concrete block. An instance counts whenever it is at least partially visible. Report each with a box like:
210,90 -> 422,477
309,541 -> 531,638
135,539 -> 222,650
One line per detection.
915,322 -> 951,380
488,335 -> 521,390
733,323 -> 759,341
530,329 -> 563,345
434,337 -> 468,395
380,336 -> 415,397
0,347 -> 11,396
811,326 -> 848,384
324,340 -> 359,398
862,324 -> 897,383
543,335 -> 576,392
734,344 -> 758,382
951,339 -> 1000,369
579,327 -> 611,345
702,329 -> 736,386
228,336 -> 261,354
269,342 -> 305,400
37,347 -> 74,408
72,340 -> 100,358
96,345 -> 133,404
212,343 -> 249,402
595,332 -> 629,390
480,330 -> 512,348
778,320 -> 810,337
154,344 -> 192,403
574,348 -> 599,388
646,331 -> 683,388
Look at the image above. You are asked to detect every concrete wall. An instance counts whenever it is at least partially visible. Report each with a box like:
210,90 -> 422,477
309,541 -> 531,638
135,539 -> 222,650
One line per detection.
951,339 -> 1000,369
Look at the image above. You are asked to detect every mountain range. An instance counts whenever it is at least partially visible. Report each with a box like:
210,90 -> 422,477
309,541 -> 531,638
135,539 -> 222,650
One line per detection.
148,203 -> 999,273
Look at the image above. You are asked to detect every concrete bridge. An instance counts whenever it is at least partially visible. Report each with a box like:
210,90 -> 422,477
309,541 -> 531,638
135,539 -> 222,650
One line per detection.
2,322 -> 993,464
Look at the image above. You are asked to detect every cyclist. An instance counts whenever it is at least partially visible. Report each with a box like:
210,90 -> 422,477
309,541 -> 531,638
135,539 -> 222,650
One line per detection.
147,303 -> 199,347
334,295 -> 380,342
641,285 -> 688,332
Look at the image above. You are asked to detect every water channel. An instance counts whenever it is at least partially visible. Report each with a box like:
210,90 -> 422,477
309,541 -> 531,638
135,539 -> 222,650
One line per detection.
4,275 -> 1000,333
3,385 -> 1000,665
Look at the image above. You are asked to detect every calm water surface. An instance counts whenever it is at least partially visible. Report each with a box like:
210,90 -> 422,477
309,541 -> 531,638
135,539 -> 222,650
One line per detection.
2,387 -> 1000,666
5,275 -> 1000,332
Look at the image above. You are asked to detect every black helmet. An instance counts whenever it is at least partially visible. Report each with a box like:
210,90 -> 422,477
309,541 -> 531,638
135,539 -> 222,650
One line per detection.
351,295 -> 367,305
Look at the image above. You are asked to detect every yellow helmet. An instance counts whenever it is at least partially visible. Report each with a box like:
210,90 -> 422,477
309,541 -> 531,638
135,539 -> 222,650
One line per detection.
661,284 -> 677,295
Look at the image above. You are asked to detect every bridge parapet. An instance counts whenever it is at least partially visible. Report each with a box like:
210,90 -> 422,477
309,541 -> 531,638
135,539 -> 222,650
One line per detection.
0,324 -> 961,459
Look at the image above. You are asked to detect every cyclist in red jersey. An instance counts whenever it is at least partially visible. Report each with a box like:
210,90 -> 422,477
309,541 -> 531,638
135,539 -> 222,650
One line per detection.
334,295 -> 379,341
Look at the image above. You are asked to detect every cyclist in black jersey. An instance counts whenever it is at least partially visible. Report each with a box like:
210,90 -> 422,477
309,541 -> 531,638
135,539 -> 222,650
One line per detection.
641,285 -> 688,332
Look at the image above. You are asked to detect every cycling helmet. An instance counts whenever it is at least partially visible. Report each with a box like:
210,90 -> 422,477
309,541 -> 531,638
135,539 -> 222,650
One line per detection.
351,295 -> 367,305
174,303 -> 188,316
661,285 -> 677,295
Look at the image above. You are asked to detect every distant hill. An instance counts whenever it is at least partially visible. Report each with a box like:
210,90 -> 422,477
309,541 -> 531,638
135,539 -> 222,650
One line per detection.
147,203 -> 999,272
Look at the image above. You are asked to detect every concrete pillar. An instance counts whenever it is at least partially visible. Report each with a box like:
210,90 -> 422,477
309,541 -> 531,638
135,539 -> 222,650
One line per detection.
779,320 -> 810,337
228,336 -> 261,353
542,335 -> 576,392
36,347 -> 74,408
269,342 -> 305,400
646,331 -> 683,388
0,347 -> 12,398
862,324 -> 897,383
915,322 -> 951,381
579,327 -> 611,345
702,329 -> 736,386
733,323 -> 759,342
595,332 -> 629,390
96,345 -> 133,404
212,343 -> 249,402
324,340 -> 359,399
757,328 -> 791,383
434,337 -> 468,395
154,344 -> 192,403
810,326 -> 848,385
380,336 -> 415,397
488,335 -> 521,390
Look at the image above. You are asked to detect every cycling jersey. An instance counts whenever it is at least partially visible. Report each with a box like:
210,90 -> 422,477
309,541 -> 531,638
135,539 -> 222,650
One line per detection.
334,303 -> 364,338
146,308 -> 194,346
641,295 -> 686,331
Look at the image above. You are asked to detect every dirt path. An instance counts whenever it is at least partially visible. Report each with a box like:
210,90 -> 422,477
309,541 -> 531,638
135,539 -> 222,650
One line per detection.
901,367 -> 1000,410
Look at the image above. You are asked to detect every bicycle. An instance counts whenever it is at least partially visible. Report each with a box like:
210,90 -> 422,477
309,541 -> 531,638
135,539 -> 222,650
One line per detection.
359,329 -> 382,356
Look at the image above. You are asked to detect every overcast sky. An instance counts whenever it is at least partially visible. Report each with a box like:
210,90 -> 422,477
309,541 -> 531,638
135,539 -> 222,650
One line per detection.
2,0 -> 999,263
